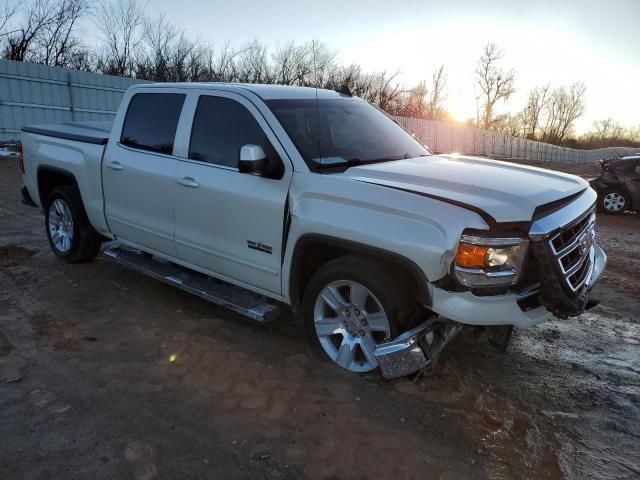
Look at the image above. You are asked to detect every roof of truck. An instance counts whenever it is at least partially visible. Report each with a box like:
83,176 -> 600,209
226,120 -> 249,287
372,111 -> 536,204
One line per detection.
134,82 -> 352,100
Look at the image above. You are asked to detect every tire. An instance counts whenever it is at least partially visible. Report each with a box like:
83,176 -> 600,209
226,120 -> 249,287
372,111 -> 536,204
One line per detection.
301,254 -> 415,373
598,188 -> 629,214
45,185 -> 103,263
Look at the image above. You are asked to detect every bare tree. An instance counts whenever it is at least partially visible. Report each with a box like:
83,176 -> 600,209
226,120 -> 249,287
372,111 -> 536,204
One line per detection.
0,0 -> 18,37
577,118 -> 640,148
3,0 -> 88,66
521,84 -> 550,139
271,40 -> 312,86
541,82 -> 586,144
593,118 -> 626,141
135,14 -> 213,82
494,112 -> 525,137
235,39 -> 272,84
397,80 -> 427,117
475,43 -> 516,129
33,0 -> 89,66
3,0 -> 55,61
95,0 -> 144,76
426,64 -> 447,119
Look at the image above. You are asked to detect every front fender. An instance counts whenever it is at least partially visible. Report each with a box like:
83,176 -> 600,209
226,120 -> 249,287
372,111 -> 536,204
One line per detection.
281,172 -> 489,303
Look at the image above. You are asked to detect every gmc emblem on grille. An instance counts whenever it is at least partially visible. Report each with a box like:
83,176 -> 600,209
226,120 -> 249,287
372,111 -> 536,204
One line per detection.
578,230 -> 594,256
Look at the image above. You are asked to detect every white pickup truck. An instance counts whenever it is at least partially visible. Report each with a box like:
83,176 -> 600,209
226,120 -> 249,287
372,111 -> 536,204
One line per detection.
19,83 -> 606,378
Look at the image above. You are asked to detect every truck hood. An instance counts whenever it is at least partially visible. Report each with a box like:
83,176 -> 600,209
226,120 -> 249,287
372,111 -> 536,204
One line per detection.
345,154 -> 588,224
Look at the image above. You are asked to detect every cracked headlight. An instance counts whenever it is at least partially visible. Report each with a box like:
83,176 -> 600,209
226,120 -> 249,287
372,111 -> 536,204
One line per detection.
454,235 -> 529,288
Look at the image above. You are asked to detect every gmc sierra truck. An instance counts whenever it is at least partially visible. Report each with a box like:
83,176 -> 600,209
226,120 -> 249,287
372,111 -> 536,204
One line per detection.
19,83 -> 606,378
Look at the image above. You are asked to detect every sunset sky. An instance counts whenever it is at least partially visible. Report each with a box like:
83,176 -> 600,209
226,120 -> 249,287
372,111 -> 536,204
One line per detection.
93,0 -> 640,133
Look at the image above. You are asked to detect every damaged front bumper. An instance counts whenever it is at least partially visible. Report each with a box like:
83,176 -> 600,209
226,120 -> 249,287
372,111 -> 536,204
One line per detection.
374,319 -> 463,379
426,242 -> 607,329
374,243 -> 607,379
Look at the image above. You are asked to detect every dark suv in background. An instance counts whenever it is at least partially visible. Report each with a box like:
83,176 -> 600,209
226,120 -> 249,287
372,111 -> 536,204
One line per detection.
591,154 -> 640,214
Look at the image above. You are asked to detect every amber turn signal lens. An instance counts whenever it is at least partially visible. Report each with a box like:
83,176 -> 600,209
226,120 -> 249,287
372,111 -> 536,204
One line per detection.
455,243 -> 489,268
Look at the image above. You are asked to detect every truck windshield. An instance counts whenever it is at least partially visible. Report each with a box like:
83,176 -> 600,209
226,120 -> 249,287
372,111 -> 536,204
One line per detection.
265,98 -> 430,171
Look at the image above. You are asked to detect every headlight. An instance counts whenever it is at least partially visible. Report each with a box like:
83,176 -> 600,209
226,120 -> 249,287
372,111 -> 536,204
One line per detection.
454,235 -> 529,287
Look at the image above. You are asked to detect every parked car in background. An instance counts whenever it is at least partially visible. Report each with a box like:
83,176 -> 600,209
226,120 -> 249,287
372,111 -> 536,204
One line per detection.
590,154 -> 640,214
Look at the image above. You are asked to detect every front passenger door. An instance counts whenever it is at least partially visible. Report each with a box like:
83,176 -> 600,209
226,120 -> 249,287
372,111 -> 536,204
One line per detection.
173,93 -> 292,295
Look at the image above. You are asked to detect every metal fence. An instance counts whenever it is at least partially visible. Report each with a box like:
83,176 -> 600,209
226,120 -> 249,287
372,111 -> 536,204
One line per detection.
1,59 -> 637,162
394,116 -> 638,164
0,59 -> 147,142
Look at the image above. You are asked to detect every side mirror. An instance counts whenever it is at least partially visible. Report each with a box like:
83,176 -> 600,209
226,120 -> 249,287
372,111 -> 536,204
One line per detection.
239,144 -> 267,175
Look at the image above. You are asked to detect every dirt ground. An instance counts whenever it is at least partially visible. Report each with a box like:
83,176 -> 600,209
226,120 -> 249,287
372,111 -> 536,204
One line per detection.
1,157 -> 638,480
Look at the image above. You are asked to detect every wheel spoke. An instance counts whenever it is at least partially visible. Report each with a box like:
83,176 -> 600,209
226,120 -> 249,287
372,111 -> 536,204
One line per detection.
350,283 -> 368,308
366,311 -> 389,332
320,285 -> 349,313
335,341 -> 356,368
359,340 -> 378,368
315,317 -> 341,337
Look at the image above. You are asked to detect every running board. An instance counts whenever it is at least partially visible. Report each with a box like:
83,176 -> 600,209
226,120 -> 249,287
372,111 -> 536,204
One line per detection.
103,246 -> 280,322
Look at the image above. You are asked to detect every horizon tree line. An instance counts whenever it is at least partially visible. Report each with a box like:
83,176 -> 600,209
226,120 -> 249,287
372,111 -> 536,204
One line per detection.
1,0 -> 638,148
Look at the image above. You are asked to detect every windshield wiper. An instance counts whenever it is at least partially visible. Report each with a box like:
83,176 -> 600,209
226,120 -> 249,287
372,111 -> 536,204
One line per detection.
316,153 -> 429,171
315,158 -> 366,170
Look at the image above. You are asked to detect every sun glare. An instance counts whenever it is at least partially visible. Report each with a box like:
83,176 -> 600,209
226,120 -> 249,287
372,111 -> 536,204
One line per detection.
447,100 -> 473,123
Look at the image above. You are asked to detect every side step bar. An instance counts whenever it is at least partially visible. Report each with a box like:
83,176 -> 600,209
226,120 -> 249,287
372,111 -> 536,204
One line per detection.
103,246 -> 281,322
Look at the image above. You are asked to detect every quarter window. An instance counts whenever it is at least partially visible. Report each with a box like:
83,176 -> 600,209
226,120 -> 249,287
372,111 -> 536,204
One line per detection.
120,93 -> 185,154
189,96 -> 270,168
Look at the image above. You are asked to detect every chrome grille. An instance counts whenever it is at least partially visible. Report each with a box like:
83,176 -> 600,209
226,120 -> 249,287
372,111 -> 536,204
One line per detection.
547,210 -> 596,292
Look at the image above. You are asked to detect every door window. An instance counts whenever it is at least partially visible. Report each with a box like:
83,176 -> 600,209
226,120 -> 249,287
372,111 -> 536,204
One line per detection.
189,96 -> 272,168
120,93 -> 186,154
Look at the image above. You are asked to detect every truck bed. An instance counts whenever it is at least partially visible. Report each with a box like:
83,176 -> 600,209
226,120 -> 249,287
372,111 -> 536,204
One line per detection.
22,121 -> 113,145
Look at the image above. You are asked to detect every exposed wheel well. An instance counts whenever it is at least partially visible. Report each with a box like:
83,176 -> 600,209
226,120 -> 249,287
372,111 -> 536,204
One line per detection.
37,167 -> 78,207
288,235 -> 430,312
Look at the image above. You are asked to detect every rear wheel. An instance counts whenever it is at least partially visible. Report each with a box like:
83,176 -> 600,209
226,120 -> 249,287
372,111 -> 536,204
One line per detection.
599,189 -> 629,214
302,255 -> 414,373
45,186 -> 103,263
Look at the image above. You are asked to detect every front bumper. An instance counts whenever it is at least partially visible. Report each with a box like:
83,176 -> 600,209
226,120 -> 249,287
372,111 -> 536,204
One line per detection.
427,242 -> 607,329
372,243 -> 606,379
374,319 -> 463,379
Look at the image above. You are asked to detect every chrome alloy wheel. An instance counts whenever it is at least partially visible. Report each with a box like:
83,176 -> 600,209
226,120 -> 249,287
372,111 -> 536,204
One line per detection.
48,199 -> 74,253
603,192 -> 626,212
313,280 -> 391,372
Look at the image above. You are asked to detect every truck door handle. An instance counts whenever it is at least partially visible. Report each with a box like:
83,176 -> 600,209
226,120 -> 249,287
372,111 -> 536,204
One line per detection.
176,177 -> 199,188
106,161 -> 123,171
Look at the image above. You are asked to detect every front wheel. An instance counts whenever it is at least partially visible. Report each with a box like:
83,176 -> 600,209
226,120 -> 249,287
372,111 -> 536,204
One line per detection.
598,188 -> 629,214
45,186 -> 103,263
302,255 -> 414,373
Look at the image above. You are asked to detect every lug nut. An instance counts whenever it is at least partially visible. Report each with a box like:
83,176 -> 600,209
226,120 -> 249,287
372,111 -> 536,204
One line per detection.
345,311 -> 350,317
359,330 -> 365,336
354,309 -> 360,316
360,319 -> 367,326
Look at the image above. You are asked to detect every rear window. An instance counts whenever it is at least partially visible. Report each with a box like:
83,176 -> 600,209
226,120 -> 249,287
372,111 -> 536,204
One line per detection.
120,93 -> 185,154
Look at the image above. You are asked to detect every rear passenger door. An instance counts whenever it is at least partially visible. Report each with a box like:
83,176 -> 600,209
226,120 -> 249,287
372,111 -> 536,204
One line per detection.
173,92 -> 292,296
103,92 -> 185,256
